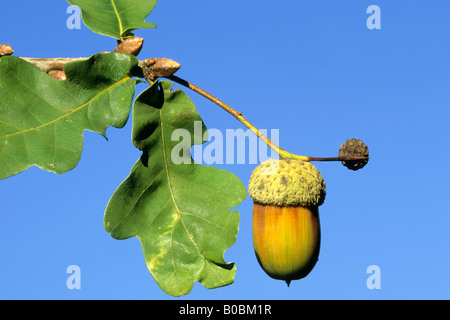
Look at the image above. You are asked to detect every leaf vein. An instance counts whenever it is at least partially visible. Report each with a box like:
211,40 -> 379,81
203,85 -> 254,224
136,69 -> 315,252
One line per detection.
180,211 -> 223,229
2,77 -> 130,140
108,168 -> 165,235
110,0 -> 124,38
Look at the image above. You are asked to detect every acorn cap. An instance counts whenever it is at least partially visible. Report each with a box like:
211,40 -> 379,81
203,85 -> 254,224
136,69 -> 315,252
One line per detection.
248,158 -> 326,207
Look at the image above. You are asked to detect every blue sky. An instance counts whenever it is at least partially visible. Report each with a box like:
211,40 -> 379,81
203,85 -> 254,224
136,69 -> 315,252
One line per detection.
0,0 -> 449,300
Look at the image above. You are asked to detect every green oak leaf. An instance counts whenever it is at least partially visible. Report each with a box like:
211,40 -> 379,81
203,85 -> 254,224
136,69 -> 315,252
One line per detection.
67,0 -> 158,40
104,81 -> 246,297
0,53 -> 138,180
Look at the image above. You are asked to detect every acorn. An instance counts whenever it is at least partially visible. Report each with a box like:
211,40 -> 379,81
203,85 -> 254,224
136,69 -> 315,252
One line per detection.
248,158 -> 326,286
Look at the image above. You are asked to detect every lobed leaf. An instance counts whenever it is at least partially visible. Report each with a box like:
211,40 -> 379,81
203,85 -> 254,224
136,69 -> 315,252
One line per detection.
0,53 -> 138,180
104,81 -> 247,296
67,0 -> 158,40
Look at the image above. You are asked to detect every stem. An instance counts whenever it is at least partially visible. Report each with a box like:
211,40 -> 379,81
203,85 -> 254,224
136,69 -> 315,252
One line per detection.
167,75 -> 366,163
167,75 -> 307,160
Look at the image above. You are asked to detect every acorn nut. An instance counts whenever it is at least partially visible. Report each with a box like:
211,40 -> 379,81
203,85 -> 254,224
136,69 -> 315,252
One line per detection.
248,158 -> 326,286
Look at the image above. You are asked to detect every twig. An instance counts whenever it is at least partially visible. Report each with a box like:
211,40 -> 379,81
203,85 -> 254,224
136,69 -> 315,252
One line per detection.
167,75 -> 368,163
13,55 -> 367,163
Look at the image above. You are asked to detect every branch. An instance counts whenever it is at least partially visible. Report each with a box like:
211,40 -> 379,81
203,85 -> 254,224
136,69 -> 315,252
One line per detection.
6,38 -> 179,82
7,51 -> 367,165
18,56 -> 180,85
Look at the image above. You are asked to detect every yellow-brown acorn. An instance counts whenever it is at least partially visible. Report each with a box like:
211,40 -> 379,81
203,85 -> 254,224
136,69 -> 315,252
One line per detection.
248,158 -> 326,286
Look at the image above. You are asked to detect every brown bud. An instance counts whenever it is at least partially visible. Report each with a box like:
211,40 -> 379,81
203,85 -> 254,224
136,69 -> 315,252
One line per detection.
144,58 -> 157,66
48,70 -> 66,81
144,58 -> 181,81
113,37 -> 144,57
0,44 -> 14,56
338,138 -> 369,171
